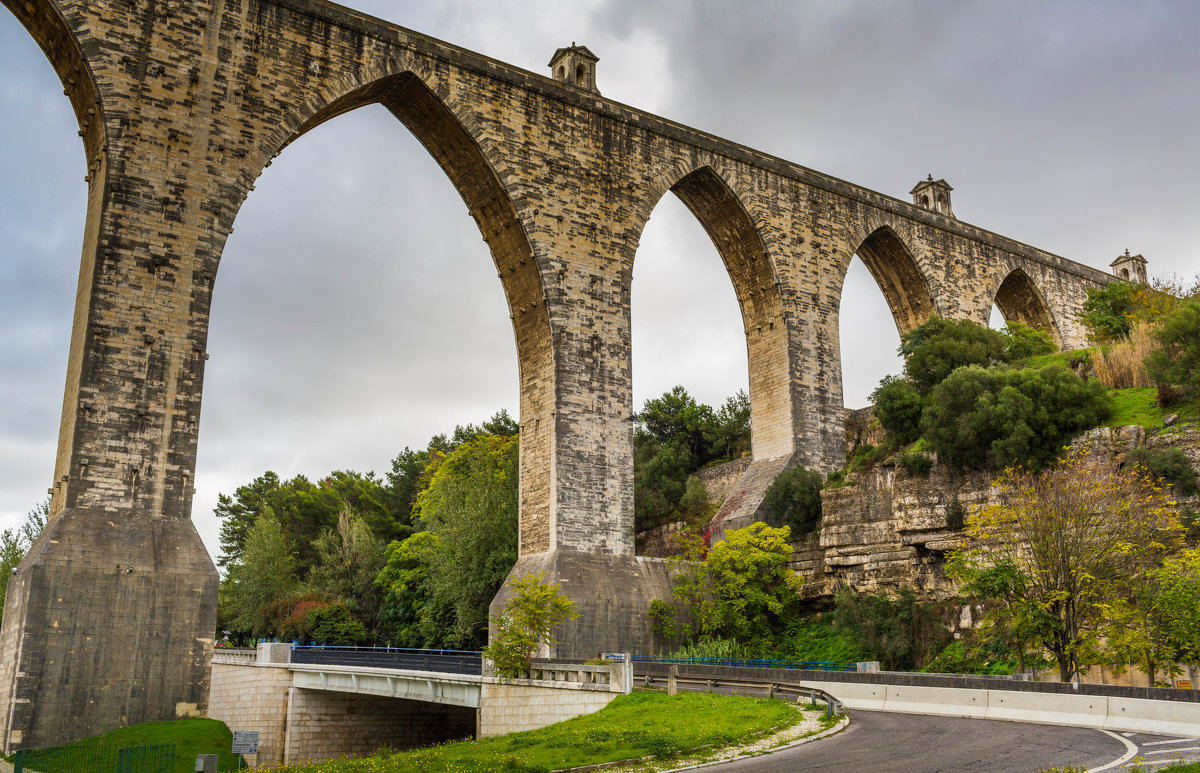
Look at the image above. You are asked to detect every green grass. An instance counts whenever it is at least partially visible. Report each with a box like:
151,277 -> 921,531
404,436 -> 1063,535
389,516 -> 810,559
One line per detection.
1106,387 -> 1164,428
1132,763 -> 1200,772
13,719 -> 242,773
275,691 -> 807,773
1025,348 -> 1093,371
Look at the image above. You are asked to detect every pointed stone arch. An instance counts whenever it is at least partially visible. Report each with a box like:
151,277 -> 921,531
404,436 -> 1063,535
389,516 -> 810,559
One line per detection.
992,267 -> 1060,347
634,164 -> 792,460
235,70 -> 556,556
848,224 -> 938,336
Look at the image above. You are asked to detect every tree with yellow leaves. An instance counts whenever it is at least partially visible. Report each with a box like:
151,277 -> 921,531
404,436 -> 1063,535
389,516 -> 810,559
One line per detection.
950,449 -> 1181,682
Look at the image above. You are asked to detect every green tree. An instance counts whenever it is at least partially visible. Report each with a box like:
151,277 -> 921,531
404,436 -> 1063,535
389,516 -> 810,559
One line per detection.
871,375 -> 924,445
633,436 -> 693,532
947,555 -> 1050,674
484,572 -> 579,678
1001,320 -> 1056,359
665,522 -> 803,645
375,531 -> 443,646
1079,282 -> 1142,342
831,589 -> 951,671
706,390 -> 752,462
921,364 -> 1110,470
1125,446 -> 1198,498
1145,298 -> 1200,387
900,317 -> 1009,394
307,600 -> 370,646
1147,547 -> 1200,666
761,466 -> 823,536
308,508 -> 386,629
221,511 -> 300,638
636,386 -> 718,463
0,498 -> 47,625
952,451 -> 1181,681
215,472 -> 283,568
410,432 -> 520,648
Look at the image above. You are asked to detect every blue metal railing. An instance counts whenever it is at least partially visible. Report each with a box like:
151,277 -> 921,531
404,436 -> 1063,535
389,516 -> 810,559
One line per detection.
291,645 -> 483,675
624,654 -> 858,672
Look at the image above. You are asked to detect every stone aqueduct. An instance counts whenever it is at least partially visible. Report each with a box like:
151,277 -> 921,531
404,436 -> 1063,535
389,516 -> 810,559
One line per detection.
1,0 -> 1118,749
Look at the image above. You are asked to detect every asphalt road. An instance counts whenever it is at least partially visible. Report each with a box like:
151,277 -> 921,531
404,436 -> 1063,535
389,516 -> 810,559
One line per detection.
704,710 -> 1131,772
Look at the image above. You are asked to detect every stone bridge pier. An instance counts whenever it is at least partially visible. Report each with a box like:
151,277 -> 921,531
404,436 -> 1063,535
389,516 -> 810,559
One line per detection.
1,0 -> 1115,749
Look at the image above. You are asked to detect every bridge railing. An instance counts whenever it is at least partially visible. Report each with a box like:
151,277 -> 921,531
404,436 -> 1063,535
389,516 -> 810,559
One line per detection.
606,653 -> 861,672
211,647 -> 258,666
291,645 -> 483,676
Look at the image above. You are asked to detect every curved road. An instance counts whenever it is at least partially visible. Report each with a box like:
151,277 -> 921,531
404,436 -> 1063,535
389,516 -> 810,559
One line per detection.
707,711 -> 1131,772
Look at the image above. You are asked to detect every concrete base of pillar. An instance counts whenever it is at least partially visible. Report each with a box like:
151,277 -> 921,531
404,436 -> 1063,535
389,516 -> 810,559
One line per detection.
490,549 -> 681,659
0,508 -> 219,752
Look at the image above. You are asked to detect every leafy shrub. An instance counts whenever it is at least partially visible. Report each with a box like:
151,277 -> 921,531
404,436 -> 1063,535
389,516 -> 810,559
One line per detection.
1001,320 -> 1056,360
871,376 -> 925,444
668,523 -> 803,644
673,636 -> 751,660
762,466 -> 823,536
898,452 -> 933,477
307,600 -> 369,645
921,363 -> 1111,470
901,317 -> 1009,395
484,573 -> 578,679
922,640 -> 1016,676
1079,281 -> 1142,342
771,618 -> 871,663
832,589 -> 953,671
1146,298 -> 1200,388
1126,446 -> 1198,497
648,599 -> 677,639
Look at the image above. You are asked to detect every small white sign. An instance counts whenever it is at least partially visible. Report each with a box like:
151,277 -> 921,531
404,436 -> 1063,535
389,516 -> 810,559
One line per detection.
231,730 -> 259,754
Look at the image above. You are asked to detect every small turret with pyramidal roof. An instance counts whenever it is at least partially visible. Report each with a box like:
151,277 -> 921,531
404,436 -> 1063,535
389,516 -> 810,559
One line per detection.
549,43 -> 599,93
1110,249 -> 1148,284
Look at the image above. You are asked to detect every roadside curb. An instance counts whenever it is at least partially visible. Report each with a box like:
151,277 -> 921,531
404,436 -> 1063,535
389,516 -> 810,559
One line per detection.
554,708 -> 848,773
660,715 -> 850,772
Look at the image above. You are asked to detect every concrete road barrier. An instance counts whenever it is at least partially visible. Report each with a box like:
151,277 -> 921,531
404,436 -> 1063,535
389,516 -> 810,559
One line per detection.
884,685 -> 989,720
984,689 -> 1108,729
1104,696 -> 1200,737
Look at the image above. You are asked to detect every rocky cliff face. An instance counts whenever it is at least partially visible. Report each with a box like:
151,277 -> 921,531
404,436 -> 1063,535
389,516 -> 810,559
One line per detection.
795,423 -> 1199,601
637,422 -> 1200,603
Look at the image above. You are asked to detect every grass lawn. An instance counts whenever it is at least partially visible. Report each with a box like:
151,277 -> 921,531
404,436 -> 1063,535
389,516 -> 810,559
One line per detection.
1107,387 -> 1164,428
274,690 -> 811,773
13,719 -> 242,773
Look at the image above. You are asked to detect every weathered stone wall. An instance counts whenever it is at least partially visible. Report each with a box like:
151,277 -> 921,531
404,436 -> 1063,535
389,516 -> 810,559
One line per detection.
695,457 -> 752,503
208,662 -> 293,767
1,0 -> 1119,743
477,682 -> 616,738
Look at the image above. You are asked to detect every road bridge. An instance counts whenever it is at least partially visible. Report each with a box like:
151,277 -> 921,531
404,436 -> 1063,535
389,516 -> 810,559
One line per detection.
0,0 -> 1132,748
207,644 -> 632,766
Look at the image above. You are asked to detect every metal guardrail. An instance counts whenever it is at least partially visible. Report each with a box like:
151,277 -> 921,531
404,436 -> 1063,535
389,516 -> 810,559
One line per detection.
641,670 -> 844,719
617,654 -> 858,672
291,645 -> 483,675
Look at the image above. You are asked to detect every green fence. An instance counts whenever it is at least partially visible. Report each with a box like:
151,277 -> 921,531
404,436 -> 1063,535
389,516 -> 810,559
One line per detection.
13,744 -> 175,773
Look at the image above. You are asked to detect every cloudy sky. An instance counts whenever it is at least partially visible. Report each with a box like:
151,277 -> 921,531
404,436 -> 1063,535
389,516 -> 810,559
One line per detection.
1,0 -> 1197,563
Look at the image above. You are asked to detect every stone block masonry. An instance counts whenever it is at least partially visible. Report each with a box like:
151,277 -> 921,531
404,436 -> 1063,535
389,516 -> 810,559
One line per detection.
3,0 -> 1120,746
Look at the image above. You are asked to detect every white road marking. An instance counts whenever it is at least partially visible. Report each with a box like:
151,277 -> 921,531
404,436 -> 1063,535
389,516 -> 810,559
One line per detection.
1145,746 -> 1200,755
1143,738 -> 1200,746
1088,730 -> 1139,773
